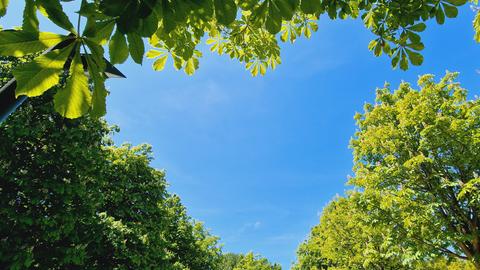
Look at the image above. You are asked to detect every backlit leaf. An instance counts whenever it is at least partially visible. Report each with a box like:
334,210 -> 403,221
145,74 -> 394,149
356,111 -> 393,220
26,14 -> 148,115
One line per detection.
54,48 -> 92,118
0,31 -> 67,57
14,42 -> 75,97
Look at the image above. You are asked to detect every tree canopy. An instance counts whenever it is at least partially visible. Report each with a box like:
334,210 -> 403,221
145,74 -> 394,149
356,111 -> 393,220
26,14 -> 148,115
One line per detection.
0,0 -> 479,118
294,72 -> 480,269
0,56 -> 224,269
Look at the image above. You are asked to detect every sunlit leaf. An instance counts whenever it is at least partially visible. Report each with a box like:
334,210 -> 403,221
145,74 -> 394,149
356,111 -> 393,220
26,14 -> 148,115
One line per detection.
54,48 -> 92,118
0,31 -> 67,57
14,42 -> 75,97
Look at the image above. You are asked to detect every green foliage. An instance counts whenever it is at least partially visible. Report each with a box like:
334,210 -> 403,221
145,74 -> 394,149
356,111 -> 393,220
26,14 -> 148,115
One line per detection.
294,72 -> 480,269
293,193 -> 409,270
349,72 -> 480,267
232,252 -> 282,270
0,57 -> 222,270
0,0 -> 478,118
217,252 -> 282,270
219,253 -> 245,270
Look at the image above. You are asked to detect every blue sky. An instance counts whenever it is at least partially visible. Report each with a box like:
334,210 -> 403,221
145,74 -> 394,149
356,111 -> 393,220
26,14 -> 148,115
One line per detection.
3,2 -> 480,268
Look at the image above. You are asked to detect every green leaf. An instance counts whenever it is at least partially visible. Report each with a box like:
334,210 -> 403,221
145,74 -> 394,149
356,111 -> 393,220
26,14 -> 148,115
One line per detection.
442,4 -> 458,18
363,10 -> 376,29
99,0 -> 128,16
275,0 -> 297,20
109,30 -> 129,64
445,0 -> 467,6
139,12 -> 159,37
266,1 -> 282,34
84,52 -> 108,118
127,32 -> 145,64
37,0 -> 75,32
84,39 -> 106,70
23,0 -> 39,33
184,58 -> 196,75
0,0 -> 8,17
435,6 -> 445,25
152,55 -> 168,71
54,49 -> 92,118
391,51 -> 400,69
214,0 -> 237,25
409,23 -> 426,32
0,31 -> 67,57
259,62 -> 267,75
474,11 -> 480,42
300,0 -> 319,14
368,40 -> 378,51
405,48 -> 424,66
14,42 -> 75,97
84,20 -> 115,45
407,42 -> 424,51
399,51 -> 408,70
173,55 -> 183,70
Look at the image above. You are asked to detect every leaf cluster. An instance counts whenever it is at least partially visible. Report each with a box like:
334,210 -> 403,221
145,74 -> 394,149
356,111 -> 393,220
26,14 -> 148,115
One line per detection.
0,0 -> 479,118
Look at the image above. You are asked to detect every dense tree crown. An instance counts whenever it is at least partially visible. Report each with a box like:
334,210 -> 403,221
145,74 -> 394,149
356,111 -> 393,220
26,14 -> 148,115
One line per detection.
0,57 -> 217,269
0,0 -> 478,118
294,72 -> 480,269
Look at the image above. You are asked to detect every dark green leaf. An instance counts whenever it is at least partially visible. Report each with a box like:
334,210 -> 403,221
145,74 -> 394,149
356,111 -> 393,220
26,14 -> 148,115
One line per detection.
405,48 -> 424,66
127,32 -> 144,64
214,0 -> 237,25
409,23 -> 426,32
442,4 -> 458,18
37,0 -> 75,32
300,0 -> 319,14
435,6 -> 445,24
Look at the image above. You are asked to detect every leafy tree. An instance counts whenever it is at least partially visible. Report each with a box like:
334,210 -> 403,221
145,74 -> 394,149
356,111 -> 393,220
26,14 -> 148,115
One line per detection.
0,0 -> 478,118
350,72 -> 480,268
0,56 -> 221,269
293,192 -> 410,270
231,252 -> 282,270
218,253 -> 245,270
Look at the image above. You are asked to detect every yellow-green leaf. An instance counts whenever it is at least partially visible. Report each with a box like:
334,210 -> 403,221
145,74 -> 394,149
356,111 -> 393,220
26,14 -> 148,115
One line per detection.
0,31 -> 67,57
184,58 -> 196,75
54,50 -> 92,118
474,11 -> 480,42
146,50 -> 164,59
0,0 -> 8,17
152,55 -> 168,71
13,42 -> 75,97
